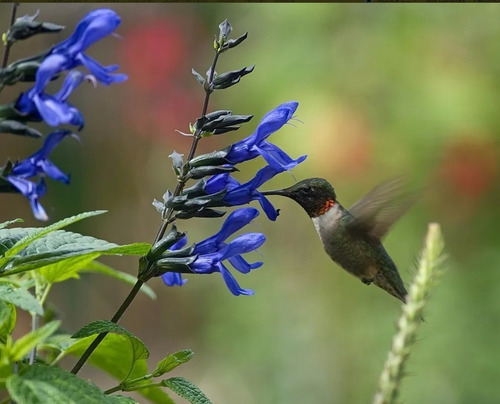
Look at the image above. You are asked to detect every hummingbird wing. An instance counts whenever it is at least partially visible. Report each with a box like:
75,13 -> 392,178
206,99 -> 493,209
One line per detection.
346,177 -> 418,240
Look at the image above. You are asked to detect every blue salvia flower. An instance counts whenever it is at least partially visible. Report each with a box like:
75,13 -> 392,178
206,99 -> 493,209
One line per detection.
224,101 -> 307,171
161,237 -> 189,287
15,8 -> 126,128
15,71 -> 90,128
205,165 -> 281,220
5,177 -> 48,221
162,207 -> 265,296
6,130 -> 76,220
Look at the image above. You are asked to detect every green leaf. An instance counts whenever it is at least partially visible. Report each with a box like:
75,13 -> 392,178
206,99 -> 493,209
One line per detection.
4,210 -> 107,257
161,377 -> 212,404
0,282 -> 43,315
6,364 -> 121,404
153,350 -> 194,376
9,321 -> 60,362
66,334 -> 174,404
0,218 -> 23,230
0,227 -> 151,278
72,320 -> 149,365
82,261 -> 156,300
107,396 -> 139,404
0,299 -> 16,342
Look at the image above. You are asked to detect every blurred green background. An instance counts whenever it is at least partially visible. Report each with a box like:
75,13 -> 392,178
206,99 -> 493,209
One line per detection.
2,3 -> 500,404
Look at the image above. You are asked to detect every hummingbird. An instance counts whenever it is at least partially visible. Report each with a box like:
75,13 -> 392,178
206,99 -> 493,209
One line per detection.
263,177 -> 417,303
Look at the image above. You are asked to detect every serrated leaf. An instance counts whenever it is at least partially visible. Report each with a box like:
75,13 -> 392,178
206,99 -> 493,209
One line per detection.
0,299 -> 16,342
0,228 -> 151,277
161,377 -> 212,404
72,320 -> 149,363
0,283 -> 43,315
67,333 -> 175,404
4,211 -> 107,258
82,261 -> 156,300
6,364 -> 119,404
154,350 -> 194,376
9,321 -> 60,362
0,219 -> 23,230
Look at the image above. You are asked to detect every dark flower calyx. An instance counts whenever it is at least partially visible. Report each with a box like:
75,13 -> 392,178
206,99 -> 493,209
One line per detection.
188,151 -> 231,168
213,66 -> 255,90
5,11 -> 65,44
147,225 -> 186,260
187,165 -> 238,180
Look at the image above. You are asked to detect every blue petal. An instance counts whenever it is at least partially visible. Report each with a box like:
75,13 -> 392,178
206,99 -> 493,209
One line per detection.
54,9 -> 122,55
162,272 -> 188,287
39,160 -> 70,184
33,94 -> 84,127
246,164 -> 281,189
6,177 -> 48,221
215,208 -> 259,242
54,71 -> 86,101
191,253 -> 220,273
218,262 -> 254,296
205,173 -> 240,194
220,233 -> 266,260
228,255 -> 262,274
253,101 -> 298,144
255,142 -> 307,171
170,236 -> 188,251
225,142 -> 260,164
255,192 -> 279,221
77,53 -> 128,85
33,54 -> 73,94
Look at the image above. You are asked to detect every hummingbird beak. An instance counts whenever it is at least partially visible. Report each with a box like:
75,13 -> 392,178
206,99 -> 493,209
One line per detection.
261,189 -> 291,197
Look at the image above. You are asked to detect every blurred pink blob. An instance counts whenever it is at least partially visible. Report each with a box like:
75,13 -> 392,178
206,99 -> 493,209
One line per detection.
118,17 -> 202,142
440,137 -> 498,201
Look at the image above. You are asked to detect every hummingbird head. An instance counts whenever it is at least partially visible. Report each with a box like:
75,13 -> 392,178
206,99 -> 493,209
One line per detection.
263,178 -> 337,218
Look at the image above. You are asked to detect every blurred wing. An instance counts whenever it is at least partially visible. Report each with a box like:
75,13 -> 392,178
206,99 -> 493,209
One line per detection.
347,177 -> 419,240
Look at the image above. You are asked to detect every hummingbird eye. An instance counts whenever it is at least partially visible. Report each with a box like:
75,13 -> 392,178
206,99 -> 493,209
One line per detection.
302,186 -> 313,195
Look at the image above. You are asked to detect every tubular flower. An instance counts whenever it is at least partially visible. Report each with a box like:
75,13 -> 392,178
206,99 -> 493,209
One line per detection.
15,8 -> 127,128
15,71 -> 89,128
6,130 -> 76,220
224,101 -> 307,171
162,207 -> 265,296
205,165 -> 282,220
6,177 -> 48,221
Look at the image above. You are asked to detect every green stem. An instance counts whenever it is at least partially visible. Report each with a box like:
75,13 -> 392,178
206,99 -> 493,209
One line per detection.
71,46 -> 222,376
1,3 -> 18,69
70,279 -> 144,374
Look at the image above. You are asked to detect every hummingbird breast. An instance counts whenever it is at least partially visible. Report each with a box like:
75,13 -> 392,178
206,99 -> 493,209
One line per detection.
312,204 -> 390,280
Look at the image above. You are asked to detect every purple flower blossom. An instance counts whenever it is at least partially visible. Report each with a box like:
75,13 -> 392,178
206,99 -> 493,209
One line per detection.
6,130 -> 75,220
6,177 -> 48,221
162,207 -> 265,296
16,71 -> 88,128
15,9 -> 127,128
205,165 -> 282,221
225,101 -> 307,171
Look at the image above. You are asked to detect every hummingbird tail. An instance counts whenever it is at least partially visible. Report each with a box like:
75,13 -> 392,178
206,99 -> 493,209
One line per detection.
373,272 -> 408,303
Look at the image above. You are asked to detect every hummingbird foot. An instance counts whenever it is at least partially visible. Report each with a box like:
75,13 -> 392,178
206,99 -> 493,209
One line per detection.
361,277 -> 374,285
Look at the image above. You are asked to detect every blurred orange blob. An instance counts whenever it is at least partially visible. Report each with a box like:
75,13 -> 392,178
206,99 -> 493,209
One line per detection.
440,137 -> 498,201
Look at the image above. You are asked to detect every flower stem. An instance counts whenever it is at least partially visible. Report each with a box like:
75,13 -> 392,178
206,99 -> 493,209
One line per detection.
70,279 -> 144,374
154,50 -> 220,242
1,3 -> 18,69
71,48 -> 222,375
